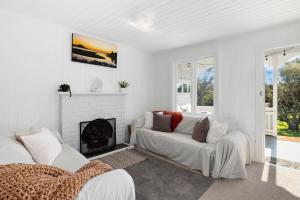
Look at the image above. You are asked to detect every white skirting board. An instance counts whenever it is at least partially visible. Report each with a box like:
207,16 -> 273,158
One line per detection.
88,144 -> 134,160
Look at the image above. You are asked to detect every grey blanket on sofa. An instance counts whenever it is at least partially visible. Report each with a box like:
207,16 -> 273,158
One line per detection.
132,126 -> 250,179
130,115 -> 251,179
136,128 -> 215,177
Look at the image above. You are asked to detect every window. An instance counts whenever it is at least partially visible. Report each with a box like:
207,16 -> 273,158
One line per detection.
175,62 -> 192,113
174,57 -> 215,114
196,57 -> 215,113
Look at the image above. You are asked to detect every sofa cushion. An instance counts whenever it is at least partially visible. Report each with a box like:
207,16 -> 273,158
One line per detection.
52,144 -> 89,172
163,111 -> 183,132
192,117 -> 210,143
152,112 -> 172,132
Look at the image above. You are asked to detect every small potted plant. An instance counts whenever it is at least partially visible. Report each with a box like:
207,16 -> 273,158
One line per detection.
118,80 -> 130,93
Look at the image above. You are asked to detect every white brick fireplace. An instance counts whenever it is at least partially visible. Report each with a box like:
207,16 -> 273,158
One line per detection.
59,92 -> 127,151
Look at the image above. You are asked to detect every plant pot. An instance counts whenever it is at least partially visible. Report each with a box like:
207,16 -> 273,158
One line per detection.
120,88 -> 128,93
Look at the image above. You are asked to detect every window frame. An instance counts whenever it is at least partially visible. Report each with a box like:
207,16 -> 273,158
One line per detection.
172,55 -> 218,116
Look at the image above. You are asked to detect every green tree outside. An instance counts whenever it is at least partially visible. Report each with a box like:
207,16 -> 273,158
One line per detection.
277,58 -> 300,131
265,57 -> 300,137
197,67 -> 214,106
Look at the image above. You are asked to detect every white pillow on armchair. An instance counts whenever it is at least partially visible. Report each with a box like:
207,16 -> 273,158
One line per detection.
206,119 -> 228,144
16,127 -> 64,144
20,128 -> 62,165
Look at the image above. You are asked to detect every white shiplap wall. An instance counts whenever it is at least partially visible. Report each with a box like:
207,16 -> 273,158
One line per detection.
0,10 -> 155,137
153,20 -> 300,162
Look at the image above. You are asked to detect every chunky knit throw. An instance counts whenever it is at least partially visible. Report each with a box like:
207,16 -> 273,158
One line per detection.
0,160 -> 112,200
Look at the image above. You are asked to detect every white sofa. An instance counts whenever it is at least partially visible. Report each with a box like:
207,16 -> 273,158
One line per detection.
0,136 -> 135,200
130,115 -> 251,179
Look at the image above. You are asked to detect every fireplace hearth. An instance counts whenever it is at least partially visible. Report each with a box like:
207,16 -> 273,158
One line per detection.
80,118 -> 116,157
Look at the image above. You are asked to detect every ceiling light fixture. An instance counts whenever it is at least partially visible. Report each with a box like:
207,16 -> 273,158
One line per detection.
127,12 -> 155,32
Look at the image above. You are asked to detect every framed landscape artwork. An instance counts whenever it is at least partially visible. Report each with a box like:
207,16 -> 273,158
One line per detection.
72,33 -> 118,68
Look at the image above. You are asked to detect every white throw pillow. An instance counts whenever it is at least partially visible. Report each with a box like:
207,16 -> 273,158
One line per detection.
217,117 -> 237,132
20,128 -> 62,165
206,120 -> 228,144
15,127 -> 64,144
144,112 -> 153,129
15,129 -> 34,143
175,115 -> 203,135
51,129 -> 64,144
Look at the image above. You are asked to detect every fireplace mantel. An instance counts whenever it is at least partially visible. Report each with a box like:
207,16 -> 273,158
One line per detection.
58,91 -> 128,96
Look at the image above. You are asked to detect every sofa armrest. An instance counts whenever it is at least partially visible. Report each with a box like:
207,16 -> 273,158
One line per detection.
220,130 -> 251,164
129,116 -> 145,145
212,130 -> 251,179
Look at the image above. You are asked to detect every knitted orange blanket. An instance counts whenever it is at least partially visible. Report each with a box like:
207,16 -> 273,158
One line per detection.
0,160 -> 112,200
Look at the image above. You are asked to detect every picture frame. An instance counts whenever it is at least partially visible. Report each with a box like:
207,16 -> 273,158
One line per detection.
72,33 -> 117,68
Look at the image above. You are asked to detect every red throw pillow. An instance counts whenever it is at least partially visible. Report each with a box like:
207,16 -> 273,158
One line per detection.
163,111 -> 183,132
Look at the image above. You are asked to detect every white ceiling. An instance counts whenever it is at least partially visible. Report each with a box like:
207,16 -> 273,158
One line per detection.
1,0 -> 300,52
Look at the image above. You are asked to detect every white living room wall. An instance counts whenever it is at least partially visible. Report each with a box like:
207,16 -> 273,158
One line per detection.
0,9 -> 155,136
153,21 -> 300,162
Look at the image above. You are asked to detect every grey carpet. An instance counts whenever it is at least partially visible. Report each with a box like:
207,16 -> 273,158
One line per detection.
199,162 -> 300,200
99,149 -> 300,200
124,150 -> 214,200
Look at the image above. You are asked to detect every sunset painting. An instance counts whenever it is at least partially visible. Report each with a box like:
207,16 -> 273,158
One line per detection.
72,33 -> 117,68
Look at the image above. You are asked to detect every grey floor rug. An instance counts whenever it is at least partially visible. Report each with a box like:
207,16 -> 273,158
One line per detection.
100,149 -> 214,200
98,149 -> 146,169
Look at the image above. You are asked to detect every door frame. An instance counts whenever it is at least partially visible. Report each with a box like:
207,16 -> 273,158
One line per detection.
255,42 -> 300,162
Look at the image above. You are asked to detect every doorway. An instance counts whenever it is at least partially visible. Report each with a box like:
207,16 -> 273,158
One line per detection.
264,45 -> 300,168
